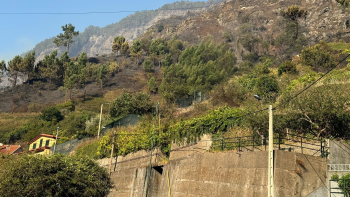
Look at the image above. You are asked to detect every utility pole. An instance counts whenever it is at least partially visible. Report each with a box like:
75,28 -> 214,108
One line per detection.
98,103 -> 109,138
268,105 -> 274,197
53,127 -> 59,154
109,129 -> 116,175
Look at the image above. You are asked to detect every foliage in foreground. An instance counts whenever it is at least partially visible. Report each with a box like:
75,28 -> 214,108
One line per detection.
0,154 -> 112,197
331,173 -> 350,196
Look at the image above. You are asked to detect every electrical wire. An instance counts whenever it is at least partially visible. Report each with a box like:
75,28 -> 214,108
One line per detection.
302,154 -> 336,197
273,53 -> 350,110
0,7 -> 211,15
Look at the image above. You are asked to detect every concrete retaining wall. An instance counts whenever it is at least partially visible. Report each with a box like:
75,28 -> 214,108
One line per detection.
107,150 -> 326,197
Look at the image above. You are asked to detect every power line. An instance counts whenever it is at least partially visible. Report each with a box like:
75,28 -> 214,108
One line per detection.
0,7 -> 211,15
273,54 -> 350,110
302,154 -> 336,197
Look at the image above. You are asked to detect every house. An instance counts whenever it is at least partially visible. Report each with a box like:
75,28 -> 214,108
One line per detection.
28,134 -> 61,155
0,144 -> 23,155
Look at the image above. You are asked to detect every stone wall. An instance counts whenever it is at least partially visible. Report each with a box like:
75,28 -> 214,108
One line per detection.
107,150 -> 327,197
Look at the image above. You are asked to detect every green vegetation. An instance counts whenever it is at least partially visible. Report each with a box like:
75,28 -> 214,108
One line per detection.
0,154 -> 112,197
336,0 -> 350,7
109,92 -> 154,118
331,173 -> 350,195
53,23 -> 79,53
160,39 -> 237,100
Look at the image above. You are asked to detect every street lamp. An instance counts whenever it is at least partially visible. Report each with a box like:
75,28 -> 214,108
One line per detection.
98,103 -> 110,138
53,127 -> 59,154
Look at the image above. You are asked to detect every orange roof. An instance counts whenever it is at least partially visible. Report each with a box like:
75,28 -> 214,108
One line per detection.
28,134 -> 61,145
0,145 -> 22,155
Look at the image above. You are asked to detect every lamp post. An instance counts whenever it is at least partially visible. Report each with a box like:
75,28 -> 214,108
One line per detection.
98,103 -> 110,138
53,127 -> 59,154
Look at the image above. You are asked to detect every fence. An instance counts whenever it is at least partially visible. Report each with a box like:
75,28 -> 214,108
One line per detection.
330,178 -> 350,197
210,133 -> 328,157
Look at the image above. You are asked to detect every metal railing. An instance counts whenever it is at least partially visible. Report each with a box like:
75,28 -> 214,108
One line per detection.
211,133 -> 328,157
330,178 -> 350,197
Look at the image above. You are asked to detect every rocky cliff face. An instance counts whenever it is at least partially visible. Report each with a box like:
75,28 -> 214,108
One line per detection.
142,0 -> 350,60
34,9 -> 206,62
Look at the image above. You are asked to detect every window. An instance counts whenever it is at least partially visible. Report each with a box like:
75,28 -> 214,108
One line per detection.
33,143 -> 36,149
39,139 -> 43,147
45,140 -> 50,147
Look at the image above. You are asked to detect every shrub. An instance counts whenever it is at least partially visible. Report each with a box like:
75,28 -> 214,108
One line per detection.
148,77 -> 157,92
40,106 -> 63,122
158,25 -> 164,32
0,154 -> 112,197
300,45 -> 337,71
253,75 -> 279,102
278,61 -> 297,76
110,92 -> 154,118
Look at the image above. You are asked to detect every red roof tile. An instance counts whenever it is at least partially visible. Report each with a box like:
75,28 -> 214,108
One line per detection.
28,134 -> 61,145
0,145 -> 22,155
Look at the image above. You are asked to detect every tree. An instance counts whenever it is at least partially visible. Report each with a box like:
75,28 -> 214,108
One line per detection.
120,41 -> 129,56
300,45 -> 337,72
0,154 -> 112,197
283,5 -> 308,40
53,23 -> 79,53
130,39 -> 142,66
39,50 -> 61,90
40,106 -> 63,122
143,59 -> 153,72
287,84 -> 350,138
64,61 -> 79,99
149,39 -> 167,67
163,54 -> 173,67
7,55 -> 23,87
19,51 -> 35,82
96,64 -> 108,88
253,75 -> 279,102
0,60 -> 6,84
148,77 -> 157,92
112,36 -> 125,56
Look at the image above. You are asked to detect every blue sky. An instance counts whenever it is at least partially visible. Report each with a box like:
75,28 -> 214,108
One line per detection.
0,0 -> 199,63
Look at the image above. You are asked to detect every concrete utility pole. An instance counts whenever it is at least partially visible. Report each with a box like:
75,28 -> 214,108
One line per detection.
109,129 -> 116,175
98,103 -> 109,138
268,105 -> 274,197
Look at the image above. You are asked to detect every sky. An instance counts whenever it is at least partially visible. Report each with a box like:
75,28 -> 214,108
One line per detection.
0,0 -> 200,63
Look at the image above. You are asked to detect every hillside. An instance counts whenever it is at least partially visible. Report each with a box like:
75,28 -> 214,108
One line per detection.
2,0 -> 350,166
27,0 -> 227,61
141,0 -> 350,62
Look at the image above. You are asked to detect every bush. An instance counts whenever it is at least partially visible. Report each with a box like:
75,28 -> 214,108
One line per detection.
300,45 -> 337,71
253,75 -> 279,102
278,61 -> 297,76
110,92 -> 154,118
40,106 -> 63,122
158,25 -> 164,32
0,154 -> 112,197
148,77 -> 157,92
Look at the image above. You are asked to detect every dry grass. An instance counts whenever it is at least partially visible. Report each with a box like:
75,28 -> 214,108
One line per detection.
103,89 -> 126,102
